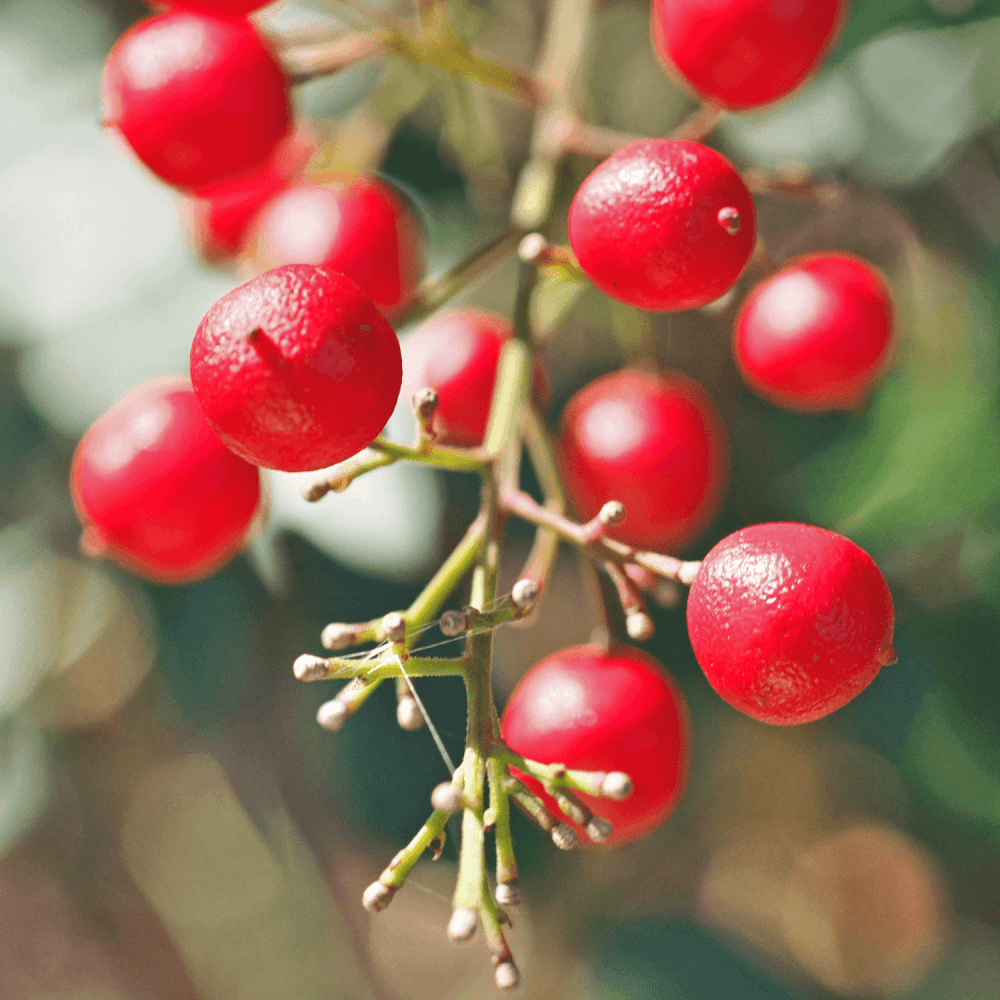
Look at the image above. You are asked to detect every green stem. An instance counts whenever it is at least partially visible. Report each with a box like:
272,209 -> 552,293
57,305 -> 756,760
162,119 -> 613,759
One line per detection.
492,745 -> 615,797
379,808 -> 452,889
488,756 -> 518,887
302,655 -> 469,683
369,436 -> 487,473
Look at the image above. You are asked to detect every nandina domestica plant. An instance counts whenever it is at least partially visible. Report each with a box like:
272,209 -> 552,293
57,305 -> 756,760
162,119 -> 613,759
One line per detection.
77,0 -> 917,988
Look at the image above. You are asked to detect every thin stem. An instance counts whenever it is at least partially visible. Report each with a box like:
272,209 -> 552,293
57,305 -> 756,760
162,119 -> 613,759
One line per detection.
670,102 -> 725,142
369,436 -> 488,472
379,808 -> 452,889
281,31 -> 388,83
492,745 -> 624,798
398,229 -> 525,327
298,654 -> 469,683
488,757 -> 518,887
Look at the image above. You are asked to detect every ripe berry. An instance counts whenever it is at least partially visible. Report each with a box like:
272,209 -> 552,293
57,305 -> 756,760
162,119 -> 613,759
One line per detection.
651,0 -> 846,110
567,140 -> 755,311
190,264 -> 402,472
686,523 -> 896,726
734,253 -> 895,412
399,309 -> 548,447
70,377 -> 262,583
245,175 -> 423,318
181,123 -> 318,263
102,11 -> 291,189
500,645 -> 689,846
558,369 -> 729,552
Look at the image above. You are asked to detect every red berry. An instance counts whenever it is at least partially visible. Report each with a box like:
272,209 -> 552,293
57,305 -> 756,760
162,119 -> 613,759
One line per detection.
246,175 -> 424,318
734,253 -> 895,412
686,523 -> 896,726
501,645 -> 688,846
559,369 -> 729,552
70,377 -> 262,583
181,123 -> 318,263
651,0 -> 847,110
102,11 -> 291,189
568,140 -> 755,311
190,264 -> 402,472
399,309 -> 548,447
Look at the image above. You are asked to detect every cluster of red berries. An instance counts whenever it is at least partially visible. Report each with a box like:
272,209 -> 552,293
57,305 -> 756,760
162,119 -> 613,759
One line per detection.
71,0 -> 899,876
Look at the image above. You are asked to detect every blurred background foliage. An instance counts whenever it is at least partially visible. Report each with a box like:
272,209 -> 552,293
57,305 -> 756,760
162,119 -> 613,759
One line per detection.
3,0 -> 1000,997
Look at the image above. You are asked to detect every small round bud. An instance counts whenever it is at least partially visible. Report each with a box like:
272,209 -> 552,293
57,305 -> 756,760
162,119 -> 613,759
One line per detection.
495,961 -> 520,990
321,622 -> 357,651
447,906 -> 478,943
510,578 -> 540,613
381,612 -> 406,644
439,609 -> 468,637
293,653 -> 329,682
586,816 -> 613,843
397,695 -> 424,731
600,771 -> 633,800
495,879 -> 522,907
362,880 -> 396,913
598,500 -> 626,527
652,580 -> 682,609
518,232 -> 548,264
551,822 -> 577,851
412,386 -> 439,420
718,206 -> 741,235
626,611 -> 655,642
430,782 -> 463,814
316,698 -> 348,731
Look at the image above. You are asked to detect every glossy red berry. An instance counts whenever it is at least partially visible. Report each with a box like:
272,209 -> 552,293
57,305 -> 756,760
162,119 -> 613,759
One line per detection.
686,523 -> 896,726
190,264 -> 402,472
246,175 -> 423,318
559,369 -> 729,552
651,0 -> 847,110
181,123 -> 318,263
102,11 -> 291,189
567,140 -> 755,311
70,377 -> 262,583
734,253 -> 895,412
399,309 -> 548,447
501,645 -> 688,846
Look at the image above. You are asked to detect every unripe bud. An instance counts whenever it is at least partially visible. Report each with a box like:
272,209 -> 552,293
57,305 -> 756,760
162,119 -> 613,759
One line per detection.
362,880 -> 396,913
495,879 -> 521,906
600,771 -> 634,800
518,232 -> 548,264
397,695 -> 424,731
439,609 -> 468,637
495,961 -> 520,990
430,782 -> 463,814
293,653 -> 329,682
382,611 -> 406,644
626,611 -> 655,642
551,822 -> 577,850
510,578 -> 539,613
412,386 -> 439,420
447,906 -> 478,942
598,500 -> 626,527
586,816 -> 613,843
321,622 -> 359,650
316,698 -> 348,731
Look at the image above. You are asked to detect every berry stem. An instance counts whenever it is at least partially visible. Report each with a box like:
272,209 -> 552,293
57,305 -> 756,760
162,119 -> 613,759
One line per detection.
491,745 -> 631,800
280,30 -> 388,83
670,101 -> 725,142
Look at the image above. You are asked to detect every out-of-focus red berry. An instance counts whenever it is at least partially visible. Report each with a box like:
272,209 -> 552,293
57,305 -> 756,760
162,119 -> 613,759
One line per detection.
399,309 -> 548,447
734,252 -> 895,412
501,644 -> 689,846
190,264 -> 402,472
70,377 -> 262,583
559,369 -> 729,552
686,522 -> 896,725
245,175 -> 423,318
651,0 -> 847,110
102,11 -> 291,189
568,140 -> 755,311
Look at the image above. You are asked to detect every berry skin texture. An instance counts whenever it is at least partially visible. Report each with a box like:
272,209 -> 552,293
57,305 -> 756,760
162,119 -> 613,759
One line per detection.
567,140 -> 756,312
559,369 -> 729,552
399,309 -> 548,447
70,377 -> 262,583
190,264 -> 402,472
500,645 -> 689,846
651,0 -> 847,110
734,252 -> 895,413
102,11 -> 291,189
686,523 -> 896,726
246,175 -> 423,319
181,123 -> 318,263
